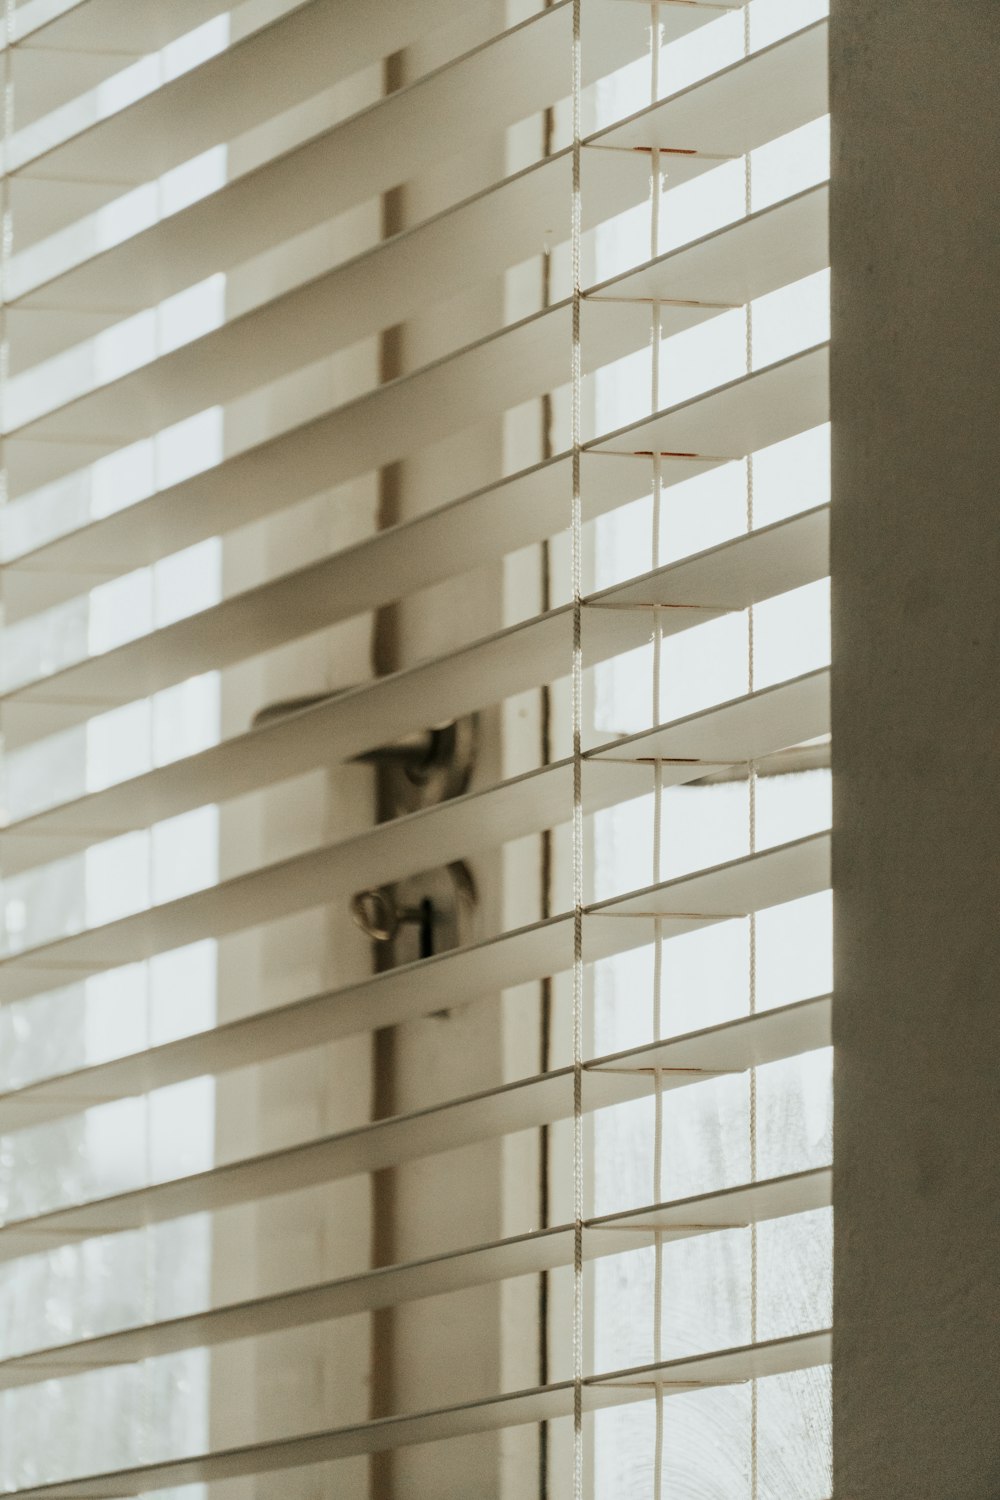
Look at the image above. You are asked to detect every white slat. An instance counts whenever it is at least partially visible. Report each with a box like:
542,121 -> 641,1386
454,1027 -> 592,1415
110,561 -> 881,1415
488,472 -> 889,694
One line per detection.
0,662 -> 826,889
590,667 -> 830,766
592,341 -> 829,457
589,18 -> 827,156
0,839 -> 830,1180
0,510 -> 828,977
10,0 -> 231,52
5,188 -> 825,585
3,337 -> 821,582
591,1165 -> 831,1242
3,297 -> 567,502
0,330 -> 819,628
2,223 -> 827,721
0,678 -> 828,1123
4,23 -> 829,492
8,185 -> 828,526
1,652 -> 825,888
0,152 -> 641,580
24,88 -> 821,380
0,995 -> 831,1264
8,0 -> 749,309
1,500 -> 828,825
7,121 -> 588,321
9,156 -> 577,421
589,831 -> 829,927
603,502 -> 827,609
0,1168 -> 828,1391
3,1332 -> 831,1494
1,425 -> 826,768
8,116 -> 571,318
0,633 -> 828,989
589,182 -> 828,308
0,280 -> 647,483
8,0 -> 477,180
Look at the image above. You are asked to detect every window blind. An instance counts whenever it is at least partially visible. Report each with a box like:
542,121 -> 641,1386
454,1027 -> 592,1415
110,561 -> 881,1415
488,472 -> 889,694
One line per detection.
0,1 -> 832,1495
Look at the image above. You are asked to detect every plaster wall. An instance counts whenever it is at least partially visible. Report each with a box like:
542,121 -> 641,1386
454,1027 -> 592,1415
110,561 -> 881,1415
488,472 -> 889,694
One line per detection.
830,5 -> 1000,1495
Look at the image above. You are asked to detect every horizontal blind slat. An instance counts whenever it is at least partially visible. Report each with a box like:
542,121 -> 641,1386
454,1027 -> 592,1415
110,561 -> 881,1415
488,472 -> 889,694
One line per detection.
590,182 -> 828,309
1,502 -> 827,861
0,679 -> 828,1123
7,178 -> 828,465
0,673 -> 828,921
0,675 -> 828,1064
2,313 -> 820,673
8,0 -> 755,304
10,291 -> 589,503
8,296 -> 571,500
1,361 -> 828,757
10,155 -> 579,418
4,334 -> 823,600
5,31 -> 829,490
11,0 -> 231,52
2,1333 -> 831,1495
589,18 -> 827,155
0,660 -> 826,891
1,486 -> 827,798
0,994 -> 831,1262
0,826 -> 828,1035
4,188 -> 824,586
0,673 -> 829,989
0,510 -> 829,974
9,0 -> 473,180
593,340 -> 829,457
10,107 -> 584,315
0,1169 -> 829,1390
8,0 -> 668,251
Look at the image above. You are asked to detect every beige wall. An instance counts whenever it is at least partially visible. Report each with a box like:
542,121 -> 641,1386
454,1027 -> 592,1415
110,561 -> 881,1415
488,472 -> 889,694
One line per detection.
831,3 -> 1000,1496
